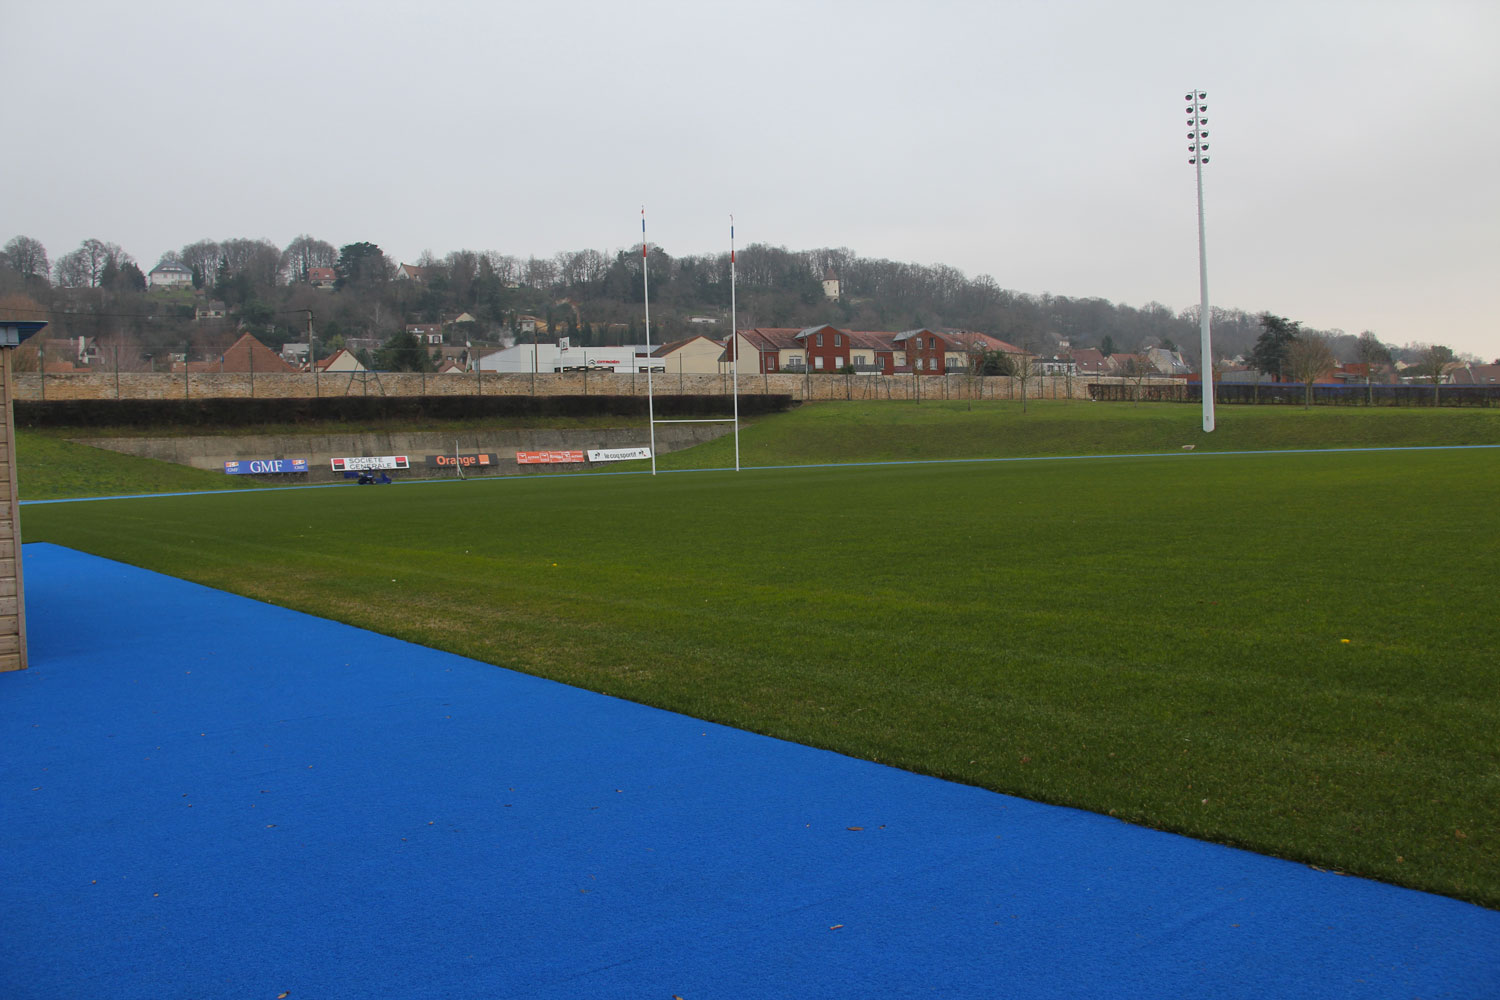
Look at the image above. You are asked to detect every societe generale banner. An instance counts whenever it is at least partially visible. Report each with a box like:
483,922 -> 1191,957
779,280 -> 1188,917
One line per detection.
331,456 -> 410,472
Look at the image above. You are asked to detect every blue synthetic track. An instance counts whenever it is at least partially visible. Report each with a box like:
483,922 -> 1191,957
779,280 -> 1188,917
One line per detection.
4,544 -> 1496,999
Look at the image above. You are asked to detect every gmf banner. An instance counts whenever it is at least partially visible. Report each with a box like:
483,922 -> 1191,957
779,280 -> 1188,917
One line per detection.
224,459 -> 309,475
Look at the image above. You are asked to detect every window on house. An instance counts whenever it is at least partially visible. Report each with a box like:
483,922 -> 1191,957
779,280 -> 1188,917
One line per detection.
815,356 -> 825,370
835,334 -> 842,346
816,333 -> 823,346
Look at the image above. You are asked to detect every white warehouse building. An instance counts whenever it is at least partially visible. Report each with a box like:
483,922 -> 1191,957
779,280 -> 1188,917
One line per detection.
475,343 -> 663,374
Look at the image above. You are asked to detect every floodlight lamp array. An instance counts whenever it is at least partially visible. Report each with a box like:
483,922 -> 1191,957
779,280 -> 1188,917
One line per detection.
1186,90 -> 1210,165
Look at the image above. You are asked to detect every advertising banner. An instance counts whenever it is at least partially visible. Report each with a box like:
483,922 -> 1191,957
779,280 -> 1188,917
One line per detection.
330,456 -> 410,472
516,450 -> 585,465
224,459 -> 309,475
428,453 -> 495,468
586,447 -> 653,463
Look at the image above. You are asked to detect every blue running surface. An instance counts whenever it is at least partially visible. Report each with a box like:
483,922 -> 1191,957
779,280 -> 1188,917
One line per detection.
3,544 -> 1496,999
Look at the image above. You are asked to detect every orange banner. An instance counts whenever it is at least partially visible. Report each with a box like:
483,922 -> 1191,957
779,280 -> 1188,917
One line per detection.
516,450 -> 585,465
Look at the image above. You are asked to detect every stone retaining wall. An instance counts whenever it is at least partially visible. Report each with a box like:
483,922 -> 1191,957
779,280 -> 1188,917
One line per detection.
17,370 -> 1098,403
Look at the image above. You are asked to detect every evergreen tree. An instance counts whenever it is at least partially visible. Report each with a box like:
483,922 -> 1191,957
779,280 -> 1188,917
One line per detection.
1249,314 -> 1300,381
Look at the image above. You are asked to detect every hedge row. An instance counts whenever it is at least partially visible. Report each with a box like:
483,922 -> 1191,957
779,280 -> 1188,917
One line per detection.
15,394 -> 797,430
1087,382 -> 1499,407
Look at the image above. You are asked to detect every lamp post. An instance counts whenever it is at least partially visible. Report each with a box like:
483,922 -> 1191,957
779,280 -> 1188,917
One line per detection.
1187,89 -> 1215,432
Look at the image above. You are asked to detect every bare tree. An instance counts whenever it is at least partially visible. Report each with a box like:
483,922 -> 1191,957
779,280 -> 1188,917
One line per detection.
1123,354 -> 1154,402
1354,331 -> 1392,406
1415,343 -> 1455,405
1286,332 -> 1337,408
4,236 -> 49,282
179,239 -> 222,287
281,235 -> 337,281
482,251 -> 519,286
1013,352 -> 1037,413
523,255 -> 558,288
54,238 -> 124,288
219,238 -> 282,288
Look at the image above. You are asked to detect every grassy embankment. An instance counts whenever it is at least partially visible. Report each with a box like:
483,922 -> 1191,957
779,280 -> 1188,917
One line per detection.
17,402 -> 1500,907
15,413 -> 639,500
644,399 -> 1500,468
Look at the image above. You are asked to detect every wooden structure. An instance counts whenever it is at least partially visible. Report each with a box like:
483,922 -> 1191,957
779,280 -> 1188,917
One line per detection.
1,320 -> 45,671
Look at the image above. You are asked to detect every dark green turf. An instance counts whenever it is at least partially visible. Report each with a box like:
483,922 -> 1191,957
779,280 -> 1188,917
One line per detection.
20,443 -> 1499,907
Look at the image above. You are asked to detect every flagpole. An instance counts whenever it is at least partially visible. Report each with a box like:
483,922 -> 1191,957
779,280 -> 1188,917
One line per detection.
730,214 -> 740,472
642,207 -> 657,475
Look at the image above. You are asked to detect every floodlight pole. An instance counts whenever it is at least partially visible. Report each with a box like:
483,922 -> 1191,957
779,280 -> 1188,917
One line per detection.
1187,89 -> 1215,433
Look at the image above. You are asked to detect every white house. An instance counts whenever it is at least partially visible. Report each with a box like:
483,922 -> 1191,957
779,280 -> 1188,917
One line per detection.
652,335 -> 727,375
148,262 -> 194,289
315,349 -> 366,373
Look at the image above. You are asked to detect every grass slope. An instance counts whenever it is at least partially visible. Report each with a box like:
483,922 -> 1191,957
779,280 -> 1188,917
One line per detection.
20,440 -> 1499,908
644,400 -> 1500,469
14,435 -> 268,500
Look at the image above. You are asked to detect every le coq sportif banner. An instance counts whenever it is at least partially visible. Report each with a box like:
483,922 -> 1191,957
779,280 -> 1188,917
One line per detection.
586,447 -> 652,463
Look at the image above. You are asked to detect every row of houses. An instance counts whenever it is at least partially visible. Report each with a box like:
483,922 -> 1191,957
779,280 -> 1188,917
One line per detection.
148,262 -> 340,290
470,326 -> 1039,377
726,327 -> 1010,375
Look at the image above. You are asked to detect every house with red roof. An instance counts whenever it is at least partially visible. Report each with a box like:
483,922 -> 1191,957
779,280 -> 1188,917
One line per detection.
1069,348 -> 1108,376
727,328 -> 809,373
314,349 -> 366,373
793,325 -> 885,374
1447,363 -> 1500,386
395,263 -> 439,283
171,333 -> 296,373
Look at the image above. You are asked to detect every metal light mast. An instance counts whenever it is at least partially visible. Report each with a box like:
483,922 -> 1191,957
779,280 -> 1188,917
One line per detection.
1187,90 -> 1215,432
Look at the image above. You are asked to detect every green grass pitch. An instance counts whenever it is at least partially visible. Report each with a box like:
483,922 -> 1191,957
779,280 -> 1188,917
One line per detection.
19,428 -> 1498,907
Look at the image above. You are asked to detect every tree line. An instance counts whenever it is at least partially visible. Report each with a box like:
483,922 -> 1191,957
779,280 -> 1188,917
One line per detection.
0,233 -> 1472,376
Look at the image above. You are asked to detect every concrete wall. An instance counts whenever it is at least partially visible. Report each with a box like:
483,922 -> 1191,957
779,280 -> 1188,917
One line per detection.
15,369 -> 1096,403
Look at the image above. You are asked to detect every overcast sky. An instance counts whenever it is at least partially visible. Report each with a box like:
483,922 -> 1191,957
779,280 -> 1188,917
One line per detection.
7,0 -> 1497,358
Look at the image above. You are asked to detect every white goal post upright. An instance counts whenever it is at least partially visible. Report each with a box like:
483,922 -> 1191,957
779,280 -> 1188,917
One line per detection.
640,210 -> 742,476
730,214 -> 740,472
642,207 -> 658,475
